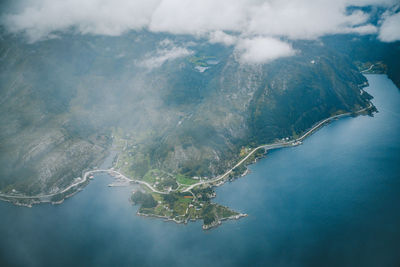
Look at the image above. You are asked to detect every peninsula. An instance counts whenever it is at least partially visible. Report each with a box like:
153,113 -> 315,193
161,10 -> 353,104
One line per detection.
0,27 -> 388,229
0,100 -> 374,229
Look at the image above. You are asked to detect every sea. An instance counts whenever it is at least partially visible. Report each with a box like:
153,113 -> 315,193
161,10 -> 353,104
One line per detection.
1,74 -> 399,267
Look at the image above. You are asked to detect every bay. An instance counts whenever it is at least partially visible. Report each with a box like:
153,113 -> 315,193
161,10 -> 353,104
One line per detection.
1,74 -> 399,267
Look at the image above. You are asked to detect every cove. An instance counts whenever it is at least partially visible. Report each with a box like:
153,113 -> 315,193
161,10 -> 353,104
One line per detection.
1,74 -> 399,267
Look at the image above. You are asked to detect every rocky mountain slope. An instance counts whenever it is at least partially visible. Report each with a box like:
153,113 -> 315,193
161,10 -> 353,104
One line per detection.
0,30 -> 374,196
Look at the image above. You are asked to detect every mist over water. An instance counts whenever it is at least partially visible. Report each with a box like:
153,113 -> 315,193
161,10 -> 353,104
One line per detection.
1,74 -> 399,267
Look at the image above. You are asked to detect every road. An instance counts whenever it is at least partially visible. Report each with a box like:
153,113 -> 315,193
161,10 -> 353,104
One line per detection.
361,64 -> 375,73
108,169 -> 168,194
183,102 -> 373,192
0,103 -> 373,199
0,168 -> 167,200
0,169 -> 110,200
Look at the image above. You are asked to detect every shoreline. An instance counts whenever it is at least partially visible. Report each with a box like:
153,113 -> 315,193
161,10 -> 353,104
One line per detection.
0,98 -> 375,208
183,101 -> 374,193
137,210 -> 248,230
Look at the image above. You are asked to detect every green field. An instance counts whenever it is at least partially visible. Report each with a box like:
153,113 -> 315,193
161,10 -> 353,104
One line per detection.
176,174 -> 198,185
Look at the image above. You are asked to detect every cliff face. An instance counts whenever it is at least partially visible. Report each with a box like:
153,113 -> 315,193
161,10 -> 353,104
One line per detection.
322,35 -> 400,89
0,32 -> 373,195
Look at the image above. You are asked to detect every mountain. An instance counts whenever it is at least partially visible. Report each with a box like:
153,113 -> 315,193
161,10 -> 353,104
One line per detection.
0,30 -> 377,199
322,35 -> 400,88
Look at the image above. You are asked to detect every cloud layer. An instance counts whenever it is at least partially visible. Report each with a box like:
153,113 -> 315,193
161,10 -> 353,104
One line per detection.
1,0 -> 399,64
379,11 -> 400,42
236,37 -> 296,64
139,39 -> 193,69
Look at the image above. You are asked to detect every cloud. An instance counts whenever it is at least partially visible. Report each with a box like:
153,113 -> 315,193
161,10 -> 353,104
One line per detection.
208,31 -> 237,46
378,12 -> 400,42
246,1 -> 386,39
236,37 -> 296,64
148,0 -> 248,35
2,0 -> 396,41
1,0 -> 160,42
1,0 -> 399,62
138,40 -> 193,69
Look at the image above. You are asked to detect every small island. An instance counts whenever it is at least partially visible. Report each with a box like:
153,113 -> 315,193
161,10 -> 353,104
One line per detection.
0,100 -> 374,229
131,189 -> 246,230
114,101 -> 373,229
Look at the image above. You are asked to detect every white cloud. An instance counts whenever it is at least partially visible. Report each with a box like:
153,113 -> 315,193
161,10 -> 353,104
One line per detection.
208,31 -> 237,46
246,1 -> 381,39
236,37 -> 296,64
148,0 -> 248,35
378,12 -> 400,42
2,0 -> 396,41
139,41 -> 193,69
1,0 -> 399,62
346,24 -> 378,35
2,0 -> 160,42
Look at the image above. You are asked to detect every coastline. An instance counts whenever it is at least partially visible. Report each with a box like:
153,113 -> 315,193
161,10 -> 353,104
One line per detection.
1,73 -> 398,266
136,210 -> 248,230
202,213 -> 248,230
0,95 -> 375,209
183,101 -> 374,193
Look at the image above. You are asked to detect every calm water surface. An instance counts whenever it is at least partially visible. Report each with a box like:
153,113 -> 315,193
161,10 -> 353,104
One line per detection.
1,75 -> 399,267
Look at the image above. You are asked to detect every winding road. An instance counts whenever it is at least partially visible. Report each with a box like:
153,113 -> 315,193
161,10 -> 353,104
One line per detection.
361,64 -> 375,73
183,102 -> 373,192
0,102 -> 373,200
0,169 -> 167,200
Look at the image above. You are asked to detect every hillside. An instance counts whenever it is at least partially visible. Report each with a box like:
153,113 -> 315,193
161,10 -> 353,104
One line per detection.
0,31 -> 374,198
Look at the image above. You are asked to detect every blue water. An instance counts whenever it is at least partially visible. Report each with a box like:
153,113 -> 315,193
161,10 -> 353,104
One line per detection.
1,75 -> 399,267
